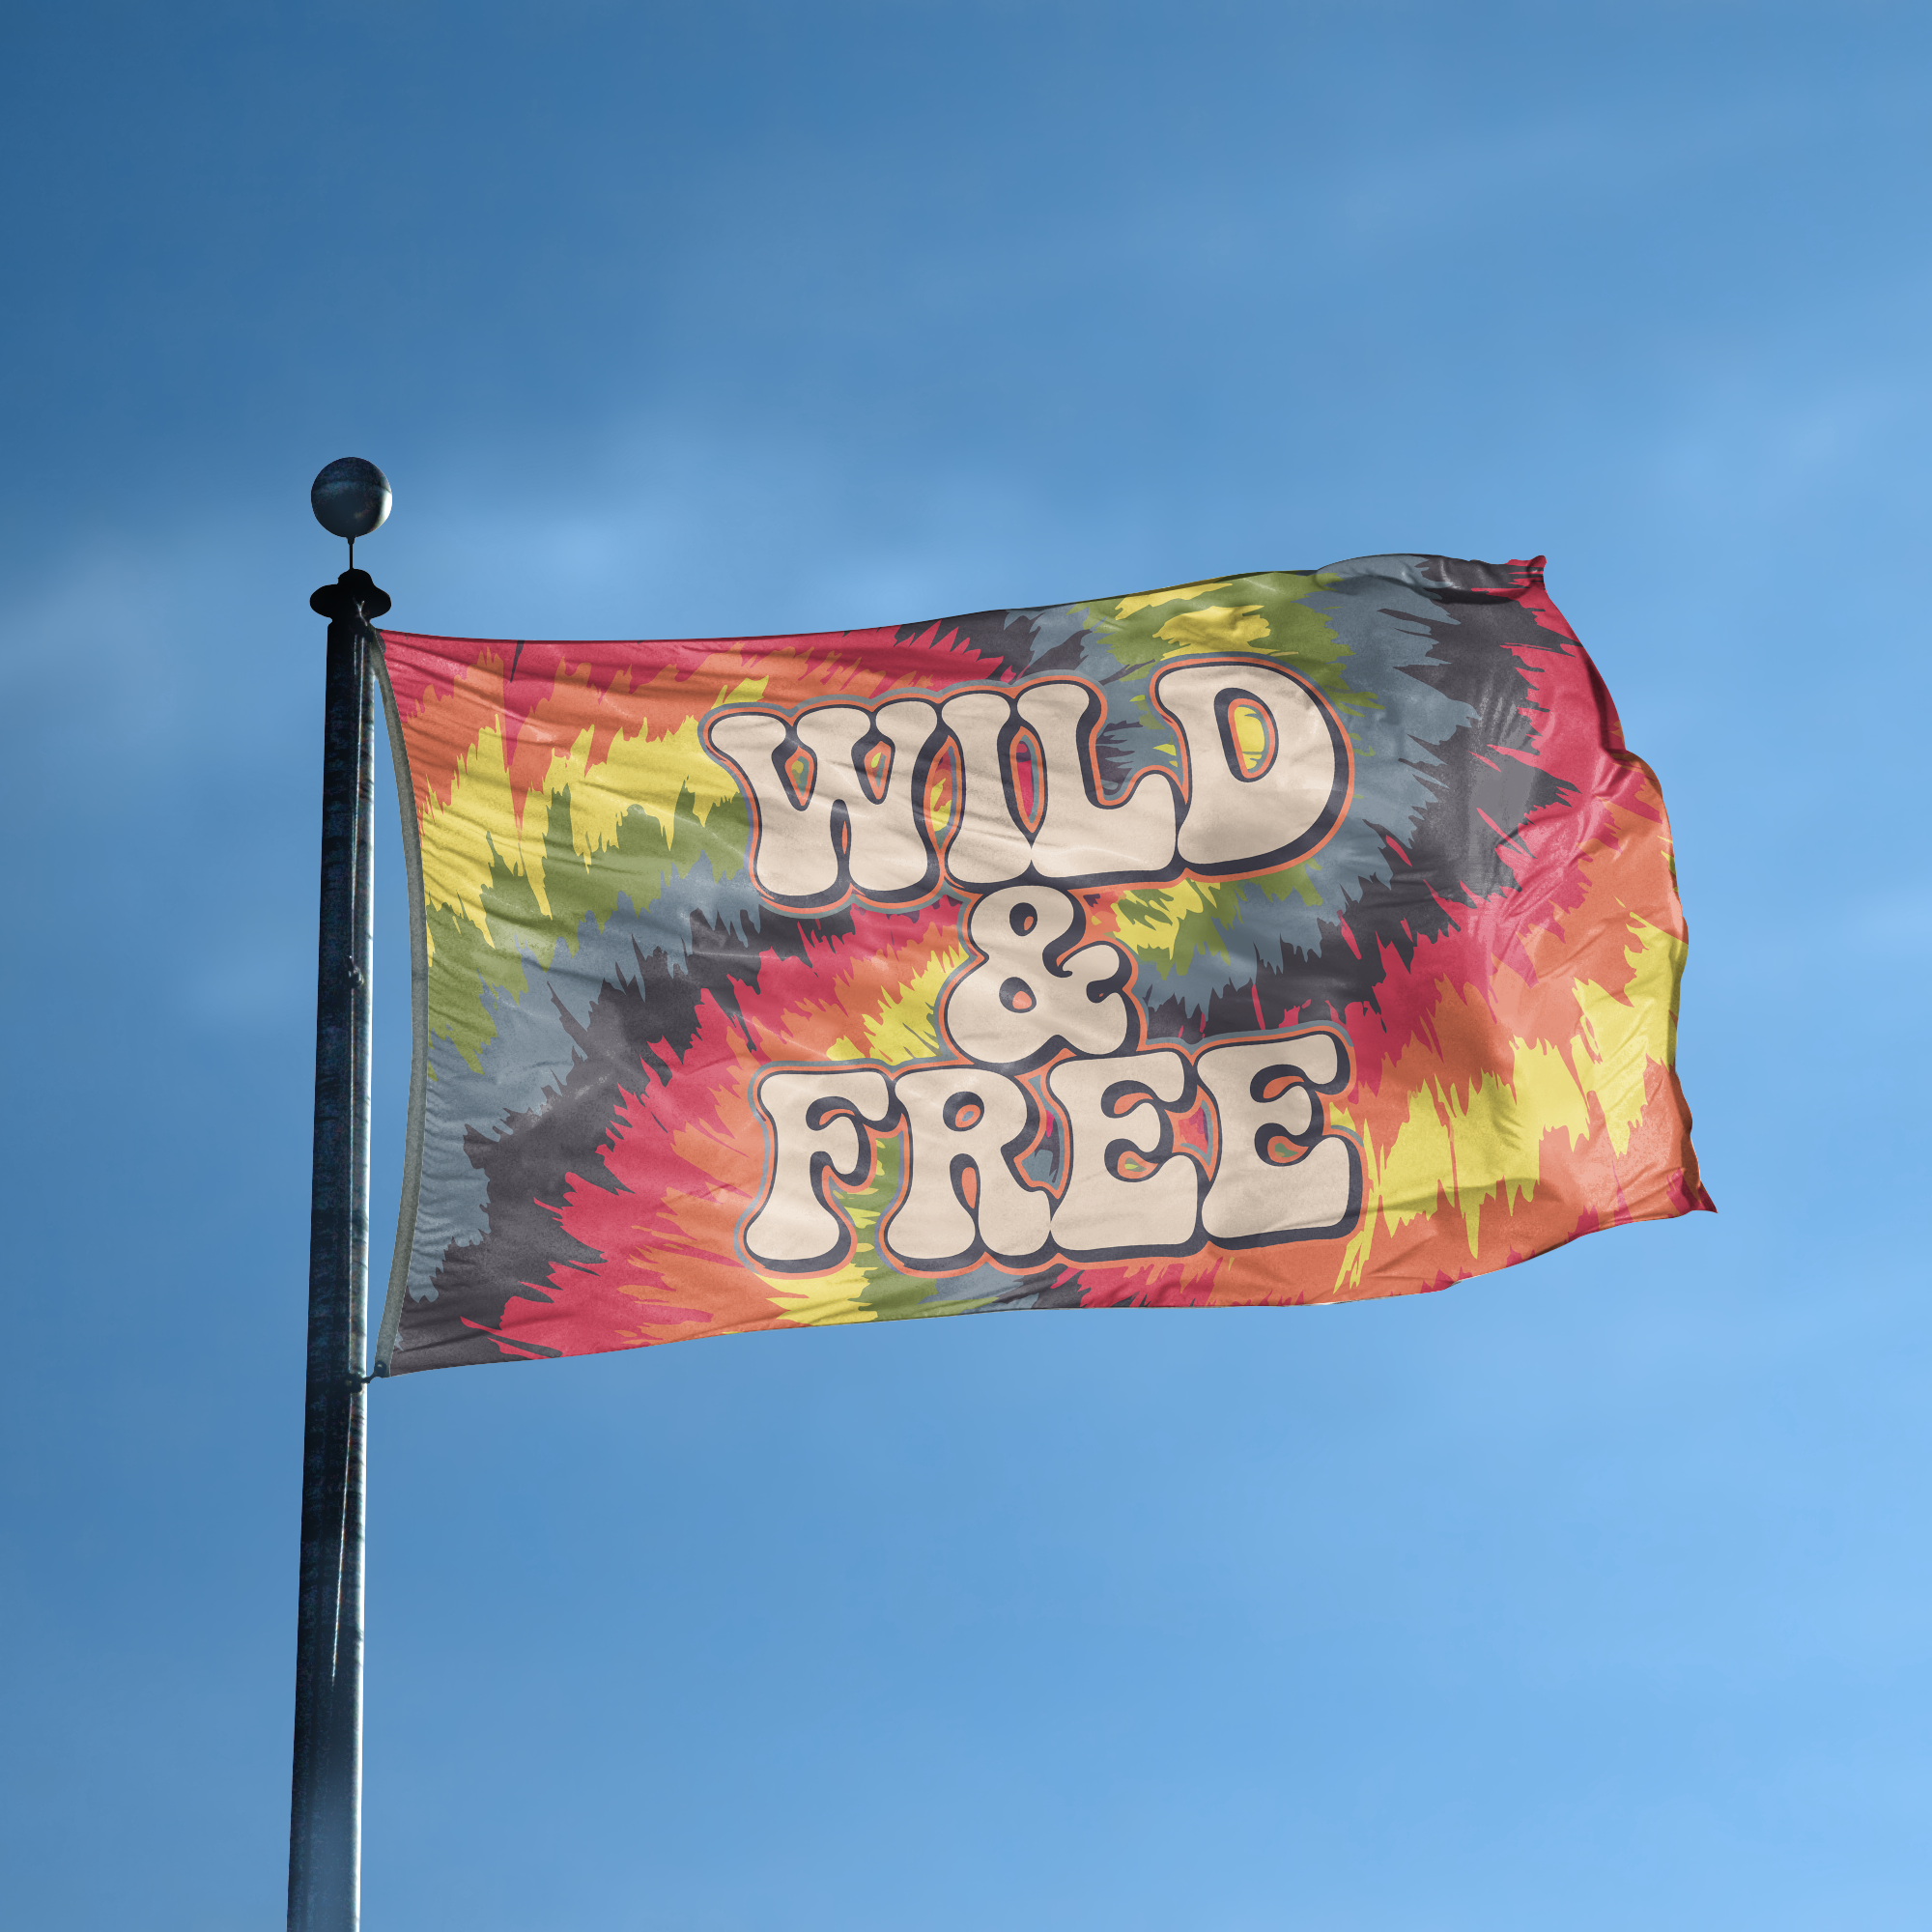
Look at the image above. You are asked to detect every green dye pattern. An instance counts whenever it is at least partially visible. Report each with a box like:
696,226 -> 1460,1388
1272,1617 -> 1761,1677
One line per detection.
426,784 -> 753,1071
1086,571 -> 1384,723
425,898 -> 526,1075
1258,861 -> 1325,907
1115,859 -> 1324,983
843,1139 -> 999,1322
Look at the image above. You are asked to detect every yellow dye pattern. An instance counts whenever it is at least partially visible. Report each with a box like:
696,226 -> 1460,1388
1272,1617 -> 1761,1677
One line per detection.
1111,579 -> 1238,619
1111,879 -> 1238,980
1229,700 -> 1271,771
420,723 -> 519,950
1151,604 -> 1271,655
1572,913 -> 1680,1156
418,685 -> 762,965
765,1264 -> 881,1327
862,948 -> 965,1065
563,706 -> 758,865
1331,912 -> 1682,1282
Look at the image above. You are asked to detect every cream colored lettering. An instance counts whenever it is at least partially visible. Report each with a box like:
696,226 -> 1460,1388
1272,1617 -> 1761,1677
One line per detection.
943,887 -> 1131,1070
744,1068 -> 895,1269
1154,661 -> 1348,874
938,691 -> 1037,889
881,1068 -> 1052,1269
939,682 -> 1179,889
1196,1036 -> 1358,1243
708,699 -> 941,907
1016,683 -> 1179,883
1046,1050 -> 1201,1257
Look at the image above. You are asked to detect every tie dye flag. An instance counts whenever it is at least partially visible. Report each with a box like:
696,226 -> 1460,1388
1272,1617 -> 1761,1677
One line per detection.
369,554 -> 1708,1376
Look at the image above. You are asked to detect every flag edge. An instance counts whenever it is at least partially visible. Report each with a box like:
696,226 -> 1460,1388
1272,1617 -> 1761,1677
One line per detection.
371,637 -> 431,1378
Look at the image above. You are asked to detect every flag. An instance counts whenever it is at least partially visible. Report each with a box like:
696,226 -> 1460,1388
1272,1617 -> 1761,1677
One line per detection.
371,554 -> 1708,1375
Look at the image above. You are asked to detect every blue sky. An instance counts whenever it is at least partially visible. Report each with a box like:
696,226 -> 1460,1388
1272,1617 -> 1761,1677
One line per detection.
3,3 -> 1929,1927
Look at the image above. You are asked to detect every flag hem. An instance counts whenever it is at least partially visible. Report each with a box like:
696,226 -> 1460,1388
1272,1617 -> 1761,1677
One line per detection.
371,638 -> 430,1377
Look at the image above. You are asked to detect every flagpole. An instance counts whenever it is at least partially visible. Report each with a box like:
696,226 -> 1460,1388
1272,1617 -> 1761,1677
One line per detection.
291,463 -> 391,1932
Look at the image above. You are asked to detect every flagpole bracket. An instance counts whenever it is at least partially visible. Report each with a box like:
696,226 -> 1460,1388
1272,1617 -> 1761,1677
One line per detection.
310,570 -> 392,626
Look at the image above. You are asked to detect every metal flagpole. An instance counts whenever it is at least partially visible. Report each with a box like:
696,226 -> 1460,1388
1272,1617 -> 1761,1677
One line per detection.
291,461 -> 392,1932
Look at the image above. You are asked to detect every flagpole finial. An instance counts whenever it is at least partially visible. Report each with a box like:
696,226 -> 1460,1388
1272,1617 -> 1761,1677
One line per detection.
311,457 -> 391,569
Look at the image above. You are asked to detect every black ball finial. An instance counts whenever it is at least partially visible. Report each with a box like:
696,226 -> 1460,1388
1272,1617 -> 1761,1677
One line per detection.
311,458 -> 392,542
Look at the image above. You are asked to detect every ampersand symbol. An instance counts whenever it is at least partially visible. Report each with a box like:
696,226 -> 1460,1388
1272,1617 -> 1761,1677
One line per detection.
942,886 -> 1132,1071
